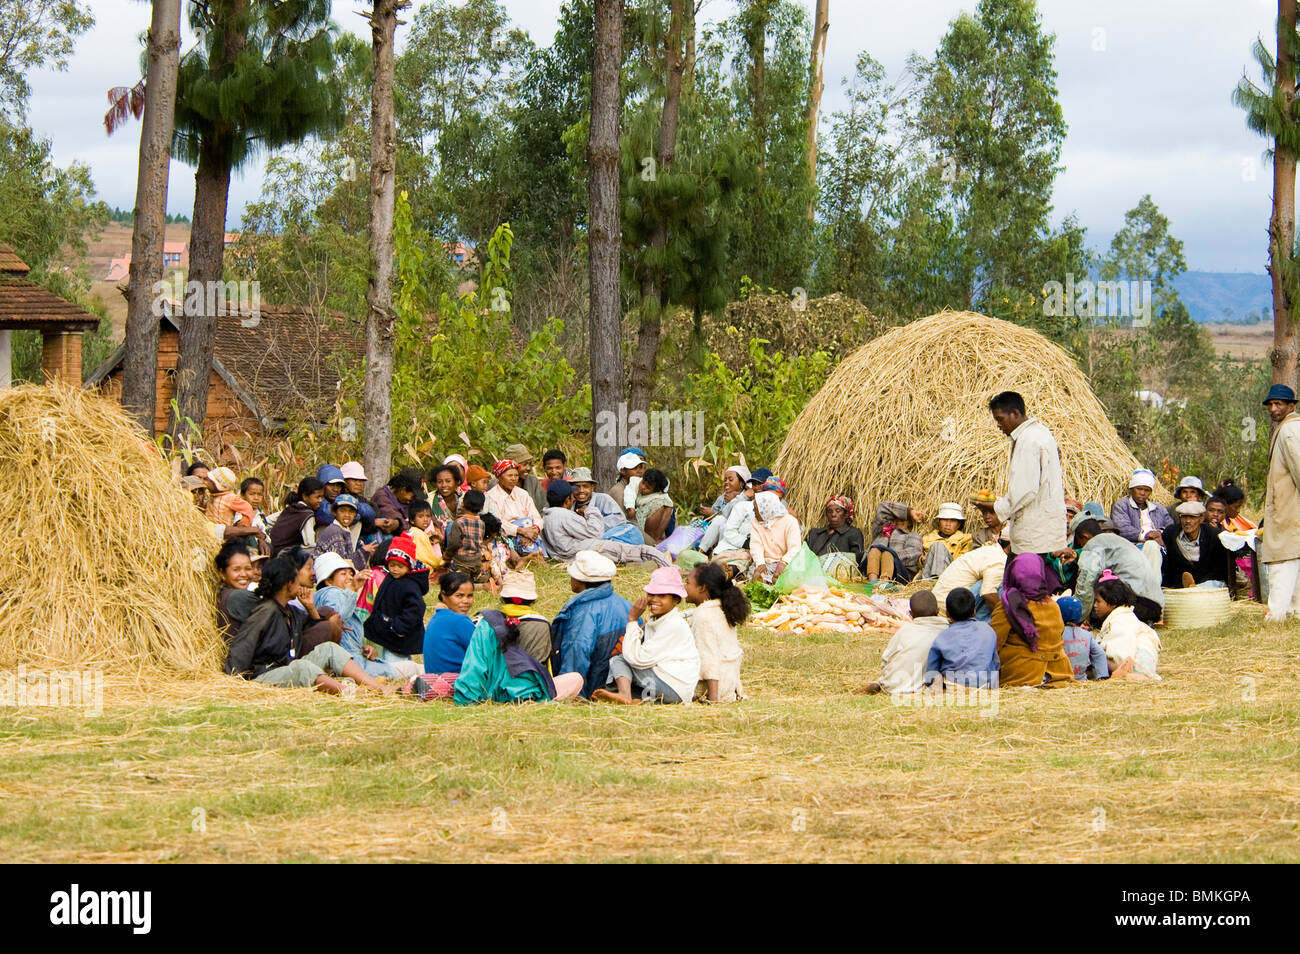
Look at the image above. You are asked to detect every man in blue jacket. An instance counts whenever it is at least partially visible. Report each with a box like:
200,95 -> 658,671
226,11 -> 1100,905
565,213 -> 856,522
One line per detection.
551,550 -> 631,698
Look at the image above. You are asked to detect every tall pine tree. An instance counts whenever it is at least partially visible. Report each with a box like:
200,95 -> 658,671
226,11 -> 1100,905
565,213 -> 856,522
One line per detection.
915,0 -> 1065,313
1234,0 -> 1300,391
169,0 -> 341,437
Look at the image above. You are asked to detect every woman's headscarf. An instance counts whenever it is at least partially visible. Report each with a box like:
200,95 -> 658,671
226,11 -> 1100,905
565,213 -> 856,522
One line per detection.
443,454 -> 470,492
493,459 -> 519,479
760,476 -> 787,496
1000,552 -> 1051,651
754,490 -> 788,525
825,494 -> 854,522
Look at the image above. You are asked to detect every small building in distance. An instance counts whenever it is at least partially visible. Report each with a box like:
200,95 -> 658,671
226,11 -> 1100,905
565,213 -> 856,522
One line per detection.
105,257 -> 130,283
85,303 -> 362,443
162,241 -> 187,269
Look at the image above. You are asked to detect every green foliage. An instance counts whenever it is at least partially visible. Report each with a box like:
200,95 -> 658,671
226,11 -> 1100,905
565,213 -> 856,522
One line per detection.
234,150 -> 373,316
105,206 -> 191,226
153,399 -> 205,465
1111,356 -> 1272,500
674,336 -> 832,504
914,0 -> 1066,313
0,0 -> 94,118
743,579 -> 780,611
1233,19 -> 1300,156
620,112 -> 751,334
1233,15 -> 1300,359
0,116 -> 108,383
394,0 -> 533,245
341,193 -> 590,469
704,0 -> 815,292
1068,194 -> 1262,497
173,0 -> 343,173
0,121 -> 105,275
812,51 -> 910,305
664,290 -> 886,377
1101,194 -> 1187,309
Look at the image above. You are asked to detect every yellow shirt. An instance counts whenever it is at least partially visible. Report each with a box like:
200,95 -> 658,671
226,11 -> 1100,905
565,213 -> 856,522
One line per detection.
922,529 -> 973,560
405,526 -> 442,568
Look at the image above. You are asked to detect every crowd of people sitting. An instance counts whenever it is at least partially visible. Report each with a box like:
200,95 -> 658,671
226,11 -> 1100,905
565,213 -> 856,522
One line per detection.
189,398 -> 1264,704
201,444 -> 749,704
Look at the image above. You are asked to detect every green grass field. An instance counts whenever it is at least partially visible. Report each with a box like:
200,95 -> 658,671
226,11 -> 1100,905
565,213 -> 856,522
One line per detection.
2,562 -> 1298,863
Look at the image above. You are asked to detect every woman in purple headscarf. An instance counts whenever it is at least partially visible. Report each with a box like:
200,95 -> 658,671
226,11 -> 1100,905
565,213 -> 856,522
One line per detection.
990,553 -> 1075,687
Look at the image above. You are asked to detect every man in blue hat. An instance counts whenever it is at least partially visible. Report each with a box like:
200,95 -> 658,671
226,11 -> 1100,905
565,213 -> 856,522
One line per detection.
1263,384 -> 1300,620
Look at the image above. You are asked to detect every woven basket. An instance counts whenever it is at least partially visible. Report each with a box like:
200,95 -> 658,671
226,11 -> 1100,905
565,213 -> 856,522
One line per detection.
1161,586 -> 1232,629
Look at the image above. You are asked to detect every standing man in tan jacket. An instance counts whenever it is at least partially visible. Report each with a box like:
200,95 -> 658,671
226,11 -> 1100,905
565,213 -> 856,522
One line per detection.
1262,384 -> 1300,620
988,391 -> 1067,560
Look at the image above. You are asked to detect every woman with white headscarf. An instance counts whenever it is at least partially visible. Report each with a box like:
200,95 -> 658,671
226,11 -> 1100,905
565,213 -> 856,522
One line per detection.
748,490 -> 802,583
1109,468 -> 1172,574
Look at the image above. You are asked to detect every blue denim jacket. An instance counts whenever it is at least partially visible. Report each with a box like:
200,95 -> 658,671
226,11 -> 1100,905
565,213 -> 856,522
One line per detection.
552,583 -> 632,697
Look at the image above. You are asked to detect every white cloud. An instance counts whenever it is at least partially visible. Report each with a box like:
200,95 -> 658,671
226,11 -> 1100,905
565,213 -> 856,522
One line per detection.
23,0 -> 1281,272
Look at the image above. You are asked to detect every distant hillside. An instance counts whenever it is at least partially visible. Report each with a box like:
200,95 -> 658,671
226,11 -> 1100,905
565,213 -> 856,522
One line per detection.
1174,271 -> 1271,324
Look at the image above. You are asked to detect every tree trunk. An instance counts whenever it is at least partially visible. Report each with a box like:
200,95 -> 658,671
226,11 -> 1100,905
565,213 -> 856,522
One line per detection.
684,0 -> 696,91
747,0 -> 768,171
1272,0 -> 1299,391
588,0 -> 625,486
363,0 -> 404,485
168,0 -> 245,441
628,0 -> 685,419
122,0 -> 181,434
169,132 -> 232,439
805,0 -> 829,220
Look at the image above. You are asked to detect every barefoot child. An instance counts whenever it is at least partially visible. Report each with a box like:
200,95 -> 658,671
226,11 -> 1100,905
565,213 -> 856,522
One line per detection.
223,553 -> 393,694
593,566 -> 701,704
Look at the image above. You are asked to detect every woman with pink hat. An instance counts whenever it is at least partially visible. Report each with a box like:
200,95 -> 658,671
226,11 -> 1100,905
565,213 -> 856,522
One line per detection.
592,566 -> 701,705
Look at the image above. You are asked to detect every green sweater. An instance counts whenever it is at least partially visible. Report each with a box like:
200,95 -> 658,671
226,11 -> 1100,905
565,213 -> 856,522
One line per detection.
453,621 -> 551,705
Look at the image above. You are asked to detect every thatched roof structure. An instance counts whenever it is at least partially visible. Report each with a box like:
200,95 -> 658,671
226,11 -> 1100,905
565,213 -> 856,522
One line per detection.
774,310 -> 1165,525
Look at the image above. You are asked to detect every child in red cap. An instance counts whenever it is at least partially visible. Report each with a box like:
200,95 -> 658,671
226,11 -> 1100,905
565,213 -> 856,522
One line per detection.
362,537 -> 430,671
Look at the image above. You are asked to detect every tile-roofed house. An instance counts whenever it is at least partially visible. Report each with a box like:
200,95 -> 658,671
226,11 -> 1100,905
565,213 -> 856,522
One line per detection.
105,256 -> 130,282
0,246 -> 101,385
85,303 -> 362,440
446,240 -> 475,266
162,241 -> 187,268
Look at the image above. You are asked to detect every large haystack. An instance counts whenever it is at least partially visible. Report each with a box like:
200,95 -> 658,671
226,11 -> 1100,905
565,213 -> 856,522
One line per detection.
0,384 -> 224,673
774,310 -> 1163,525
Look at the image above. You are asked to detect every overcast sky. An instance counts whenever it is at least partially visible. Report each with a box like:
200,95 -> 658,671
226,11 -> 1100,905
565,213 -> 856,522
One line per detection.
26,0 -> 1279,272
